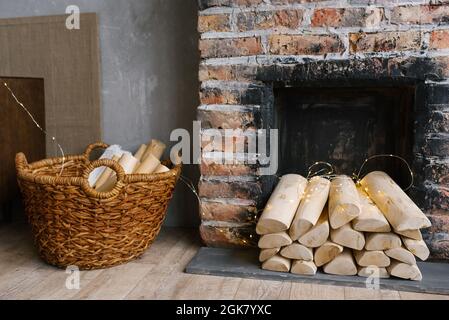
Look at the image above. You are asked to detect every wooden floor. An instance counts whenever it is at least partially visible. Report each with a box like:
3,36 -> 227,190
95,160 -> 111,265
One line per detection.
1,223 -> 448,300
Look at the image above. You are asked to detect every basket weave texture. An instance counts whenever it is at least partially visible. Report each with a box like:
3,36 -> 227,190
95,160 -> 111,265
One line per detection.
15,142 -> 181,270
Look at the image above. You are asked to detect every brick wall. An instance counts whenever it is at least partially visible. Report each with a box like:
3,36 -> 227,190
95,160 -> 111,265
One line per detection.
197,0 -> 449,258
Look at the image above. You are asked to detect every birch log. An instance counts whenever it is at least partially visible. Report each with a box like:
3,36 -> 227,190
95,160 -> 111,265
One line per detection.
323,249 -> 358,276
385,247 -> 416,265
256,174 -> 308,235
352,188 -> 391,233
329,175 -> 361,229
134,144 -> 147,161
291,260 -> 317,276
93,155 -> 120,188
289,176 -> 330,241
314,242 -> 344,267
96,154 -> 140,192
395,229 -> 423,241
353,250 -> 390,267
358,267 -> 390,278
365,233 -> 401,251
280,243 -> 313,261
402,238 -> 430,261
258,232 -> 292,249
298,207 -> 329,248
262,255 -> 291,272
259,248 -> 280,263
360,171 -> 431,231
387,261 -> 422,281
142,139 -> 166,161
330,223 -> 365,250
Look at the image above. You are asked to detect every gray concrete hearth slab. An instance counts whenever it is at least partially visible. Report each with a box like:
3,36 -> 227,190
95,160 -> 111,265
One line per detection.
185,247 -> 449,295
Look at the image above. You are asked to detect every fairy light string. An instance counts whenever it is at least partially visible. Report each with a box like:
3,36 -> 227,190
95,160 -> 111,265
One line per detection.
3,82 -> 66,175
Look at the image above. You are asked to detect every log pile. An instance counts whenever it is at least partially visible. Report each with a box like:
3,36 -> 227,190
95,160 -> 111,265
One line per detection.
257,172 -> 431,281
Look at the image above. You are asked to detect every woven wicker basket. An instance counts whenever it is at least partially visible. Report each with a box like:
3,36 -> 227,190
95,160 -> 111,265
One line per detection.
15,142 -> 181,270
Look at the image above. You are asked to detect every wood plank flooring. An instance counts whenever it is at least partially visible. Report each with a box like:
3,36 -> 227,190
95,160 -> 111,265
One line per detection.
0,223 -> 448,300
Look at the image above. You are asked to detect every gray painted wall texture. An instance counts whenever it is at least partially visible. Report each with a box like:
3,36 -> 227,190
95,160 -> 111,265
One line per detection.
0,0 -> 200,227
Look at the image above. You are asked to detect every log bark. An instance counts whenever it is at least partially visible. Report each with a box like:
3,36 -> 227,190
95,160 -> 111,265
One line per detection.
385,247 -> 416,265
291,260 -> 317,276
330,223 -> 365,250
395,229 -> 423,241
280,243 -> 313,261
353,250 -> 390,267
258,231 -> 292,249
365,233 -> 402,251
329,175 -> 361,229
298,206 -> 329,248
358,267 -> 390,278
323,249 -> 358,276
360,171 -> 431,232
142,139 -> 166,161
352,188 -> 391,233
289,176 -> 330,241
402,237 -> 430,261
387,261 -> 422,281
134,153 -> 161,174
314,241 -> 344,267
256,174 -> 308,235
134,144 -> 147,161
259,248 -> 280,263
262,255 -> 291,272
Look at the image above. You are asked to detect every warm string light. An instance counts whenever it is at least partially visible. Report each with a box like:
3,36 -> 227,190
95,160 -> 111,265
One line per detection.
3,82 -> 66,176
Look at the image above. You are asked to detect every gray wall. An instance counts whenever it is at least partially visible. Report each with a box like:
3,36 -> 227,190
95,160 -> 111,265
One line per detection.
0,0 -> 200,227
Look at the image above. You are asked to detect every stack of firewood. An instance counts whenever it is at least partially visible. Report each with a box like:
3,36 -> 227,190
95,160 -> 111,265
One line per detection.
257,172 -> 431,281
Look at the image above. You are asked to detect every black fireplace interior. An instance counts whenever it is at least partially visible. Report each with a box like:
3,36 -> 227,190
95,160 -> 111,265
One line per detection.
275,84 -> 416,187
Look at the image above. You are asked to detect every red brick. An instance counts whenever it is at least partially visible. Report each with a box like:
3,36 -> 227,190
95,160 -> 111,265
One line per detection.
201,129 -> 256,153
349,31 -> 423,53
200,223 -> 257,248
200,85 -> 265,105
199,179 -> 263,200
391,4 -> 449,25
201,201 -> 258,223
269,34 -> 344,55
311,7 -> 384,28
199,0 -> 263,10
200,161 -> 258,176
198,14 -> 231,33
199,64 -> 258,82
199,37 -> 263,58
198,109 -> 256,130
430,29 -> 449,50
236,9 -> 303,31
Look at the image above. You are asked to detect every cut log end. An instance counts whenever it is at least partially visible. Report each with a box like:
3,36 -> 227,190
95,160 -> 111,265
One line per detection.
280,243 -> 313,261
314,242 -> 344,267
323,249 -> 358,276
291,260 -> 317,276
358,267 -> 390,279
387,261 -> 423,281
262,255 -> 291,273
256,219 -> 288,236
259,248 -> 280,263
258,232 -> 292,249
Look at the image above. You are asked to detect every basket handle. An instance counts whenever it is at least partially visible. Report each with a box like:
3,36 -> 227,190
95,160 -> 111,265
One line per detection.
15,152 -> 29,171
83,142 -> 110,161
81,159 -> 126,199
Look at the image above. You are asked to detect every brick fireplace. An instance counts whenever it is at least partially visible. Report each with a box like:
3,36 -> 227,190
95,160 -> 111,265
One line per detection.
197,0 -> 449,259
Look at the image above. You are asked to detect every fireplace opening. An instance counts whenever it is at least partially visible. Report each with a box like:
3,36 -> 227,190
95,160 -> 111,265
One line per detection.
275,85 -> 416,188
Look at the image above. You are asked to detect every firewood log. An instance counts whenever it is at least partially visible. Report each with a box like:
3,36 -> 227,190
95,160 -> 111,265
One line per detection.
365,232 -> 401,251
291,260 -> 317,276
360,171 -> 431,232
387,261 -> 422,281
258,231 -> 292,249
142,139 -> 166,161
280,243 -> 313,261
358,267 -> 390,278
155,164 -> 170,173
96,153 -> 139,192
256,174 -> 308,235
298,206 -> 329,248
262,255 -> 291,272
134,144 -> 148,161
289,176 -> 330,241
385,247 -> 417,265
259,248 -> 280,263
352,188 -> 391,232
134,153 -> 160,174
353,250 -> 390,267
402,237 -> 430,261
93,155 -> 120,189
329,175 -> 361,229
330,223 -> 365,250
323,249 -> 357,276
395,229 -> 423,241
314,241 -> 344,267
